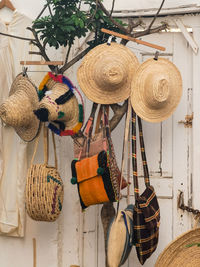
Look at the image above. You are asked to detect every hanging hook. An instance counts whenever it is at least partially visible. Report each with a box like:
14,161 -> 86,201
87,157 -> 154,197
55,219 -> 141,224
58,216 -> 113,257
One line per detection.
53,65 -> 59,76
22,66 -> 28,77
154,51 -> 159,61
107,35 -> 113,46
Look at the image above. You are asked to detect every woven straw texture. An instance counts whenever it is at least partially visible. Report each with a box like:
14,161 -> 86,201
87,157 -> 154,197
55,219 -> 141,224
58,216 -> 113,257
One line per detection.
26,125 -> 64,221
38,83 -> 79,129
131,58 -> 182,123
77,42 -> 139,104
107,205 -> 134,267
0,73 -> 40,142
155,227 -> 200,267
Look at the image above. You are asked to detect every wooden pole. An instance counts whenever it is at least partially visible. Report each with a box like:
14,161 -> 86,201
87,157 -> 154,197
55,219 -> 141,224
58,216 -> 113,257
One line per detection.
20,61 -> 64,66
101,28 -> 166,51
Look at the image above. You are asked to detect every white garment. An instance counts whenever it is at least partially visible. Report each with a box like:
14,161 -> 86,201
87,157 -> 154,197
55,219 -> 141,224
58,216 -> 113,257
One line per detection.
0,10 -> 40,237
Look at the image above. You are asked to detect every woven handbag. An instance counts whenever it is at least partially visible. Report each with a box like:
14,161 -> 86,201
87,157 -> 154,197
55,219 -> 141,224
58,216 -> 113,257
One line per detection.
71,150 -> 117,209
73,103 -> 128,190
26,124 -> 64,222
132,109 -> 160,265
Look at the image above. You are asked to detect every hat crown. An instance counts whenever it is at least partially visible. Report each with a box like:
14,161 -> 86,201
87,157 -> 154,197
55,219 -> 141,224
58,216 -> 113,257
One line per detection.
145,74 -> 170,109
38,83 -> 78,122
95,60 -> 127,91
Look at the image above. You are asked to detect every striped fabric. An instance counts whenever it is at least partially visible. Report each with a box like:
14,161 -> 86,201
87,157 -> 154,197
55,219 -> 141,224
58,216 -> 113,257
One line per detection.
132,109 -> 160,265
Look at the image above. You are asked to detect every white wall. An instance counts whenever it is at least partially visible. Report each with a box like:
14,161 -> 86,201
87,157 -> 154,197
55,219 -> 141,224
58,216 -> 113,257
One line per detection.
0,2 -> 200,267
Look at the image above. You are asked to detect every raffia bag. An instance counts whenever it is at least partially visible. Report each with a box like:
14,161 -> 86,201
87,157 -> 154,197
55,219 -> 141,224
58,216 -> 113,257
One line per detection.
26,124 -> 64,221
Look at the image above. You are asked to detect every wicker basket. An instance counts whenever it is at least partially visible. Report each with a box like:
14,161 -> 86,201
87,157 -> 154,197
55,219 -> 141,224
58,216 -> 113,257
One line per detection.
26,124 -> 64,221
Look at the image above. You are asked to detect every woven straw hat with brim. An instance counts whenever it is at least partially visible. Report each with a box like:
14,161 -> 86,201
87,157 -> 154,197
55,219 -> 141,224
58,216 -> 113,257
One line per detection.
155,227 -> 200,267
0,73 -> 40,142
131,58 -> 182,123
77,42 -> 140,104
34,72 -> 84,136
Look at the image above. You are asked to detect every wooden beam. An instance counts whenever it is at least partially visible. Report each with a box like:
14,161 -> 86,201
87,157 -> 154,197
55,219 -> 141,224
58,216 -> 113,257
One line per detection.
20,61 -> 64,66
101,28 -> 166,51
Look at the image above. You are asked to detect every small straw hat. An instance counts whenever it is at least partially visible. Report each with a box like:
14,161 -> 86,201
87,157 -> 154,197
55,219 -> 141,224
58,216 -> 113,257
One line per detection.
0,73 -> 40,142
77,42 -> 140,104
131,58 -> 182,122
35,72 -> 84,136
36,82 -> 80,129
155,227 -> 200,267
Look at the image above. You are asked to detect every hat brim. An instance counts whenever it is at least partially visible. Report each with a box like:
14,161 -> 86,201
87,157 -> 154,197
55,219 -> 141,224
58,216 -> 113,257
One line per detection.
155,228 -> 200,267
131,58 -> 182,123
77,42 -> 139,104
9,74 -> 41,142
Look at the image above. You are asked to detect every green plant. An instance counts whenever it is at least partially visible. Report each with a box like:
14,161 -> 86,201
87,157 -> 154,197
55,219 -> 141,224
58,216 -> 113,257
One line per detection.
32,0 -> 126,50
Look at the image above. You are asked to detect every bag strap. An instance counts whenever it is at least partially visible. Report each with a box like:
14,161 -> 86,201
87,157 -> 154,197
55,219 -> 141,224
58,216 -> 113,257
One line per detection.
132,109 -> 150,201
117,99 -> 131,213
77,102 -> 98,160
132,108 -> 139,201
84,102 -> 98,137
94,105 -> 109,134
30,123 -> 58,168
137,116 -> 150,187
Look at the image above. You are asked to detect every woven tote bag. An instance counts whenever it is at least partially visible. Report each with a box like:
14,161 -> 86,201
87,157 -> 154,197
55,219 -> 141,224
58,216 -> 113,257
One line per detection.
74,103 -> 128,190
132,109 -> 160,265
26,124 -> 64,222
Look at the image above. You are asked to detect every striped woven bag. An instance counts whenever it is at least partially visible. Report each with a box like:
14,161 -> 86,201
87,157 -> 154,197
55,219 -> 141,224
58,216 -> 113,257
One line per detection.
132,109 -> 160,265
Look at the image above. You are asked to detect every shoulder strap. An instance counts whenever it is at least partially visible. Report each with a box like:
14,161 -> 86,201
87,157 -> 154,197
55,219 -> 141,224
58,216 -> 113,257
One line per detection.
137,116 -> 150,187
30,123 -> 57,168
132,108 -> 139,201
117,99 -> 131,213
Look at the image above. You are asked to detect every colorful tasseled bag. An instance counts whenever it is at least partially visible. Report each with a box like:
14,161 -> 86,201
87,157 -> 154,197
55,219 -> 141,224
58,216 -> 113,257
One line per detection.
71,105 -> 119,209
26,124 -> 64,221
132,109 -> 160,265
73,103 -> 128,191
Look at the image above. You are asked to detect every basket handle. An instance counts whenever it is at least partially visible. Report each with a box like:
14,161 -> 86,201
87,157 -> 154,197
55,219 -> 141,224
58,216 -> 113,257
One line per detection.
43,125 -> 57,168
30,123 -> 58,168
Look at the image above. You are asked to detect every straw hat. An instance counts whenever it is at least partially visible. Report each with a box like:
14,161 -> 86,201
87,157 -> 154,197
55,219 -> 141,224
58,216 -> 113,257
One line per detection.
155,227 -> 200,267
0,73 -> 40,142
35,73 -> 84,136
131,58 -> 182,122
77,42 -> 139,104
35,82 -> 80,129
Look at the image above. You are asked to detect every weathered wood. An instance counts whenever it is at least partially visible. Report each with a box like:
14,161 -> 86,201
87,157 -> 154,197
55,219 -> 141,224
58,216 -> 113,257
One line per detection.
101,28 -> 166,51
20,61 -> 63,65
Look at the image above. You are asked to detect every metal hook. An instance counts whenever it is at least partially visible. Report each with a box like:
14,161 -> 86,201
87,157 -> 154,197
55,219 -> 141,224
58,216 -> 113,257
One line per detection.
107,35 -> 113,46
53,66 -> 59,76
177,191 -> 184,209
154,51 -> 159,61
22,67 -> 28,77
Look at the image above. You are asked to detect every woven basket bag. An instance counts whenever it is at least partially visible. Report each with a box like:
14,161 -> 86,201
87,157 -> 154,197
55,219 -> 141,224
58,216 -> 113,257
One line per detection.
26,124 -> 64,221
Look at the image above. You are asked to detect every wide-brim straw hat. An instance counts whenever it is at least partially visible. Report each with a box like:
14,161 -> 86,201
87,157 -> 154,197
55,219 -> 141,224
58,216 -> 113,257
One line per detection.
131,58 -> 182,122
77,42 -> 140,104
155,227 -> 200,267
0,73 -> 40,142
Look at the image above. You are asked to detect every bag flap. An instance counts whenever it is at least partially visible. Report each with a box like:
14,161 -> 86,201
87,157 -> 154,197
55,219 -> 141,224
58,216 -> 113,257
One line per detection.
75,151 -> 107,183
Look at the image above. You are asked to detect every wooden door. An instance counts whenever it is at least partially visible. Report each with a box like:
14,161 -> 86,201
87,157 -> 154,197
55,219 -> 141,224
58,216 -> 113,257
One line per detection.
78,30 -> 194,267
